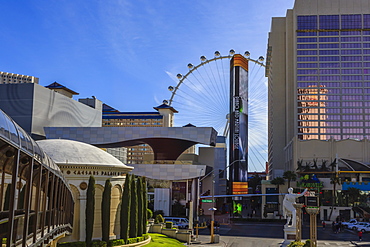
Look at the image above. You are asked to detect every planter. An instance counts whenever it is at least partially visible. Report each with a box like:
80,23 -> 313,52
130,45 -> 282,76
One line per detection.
161,228 -> 177,238
149,223 -> 163,233
176,232 -> 191,244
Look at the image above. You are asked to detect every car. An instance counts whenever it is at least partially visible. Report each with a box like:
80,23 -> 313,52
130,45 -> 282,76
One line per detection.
342,219 -> 358,228
164,217 -> 189,229
349,222 -> 368,231
357,223 -> 370,232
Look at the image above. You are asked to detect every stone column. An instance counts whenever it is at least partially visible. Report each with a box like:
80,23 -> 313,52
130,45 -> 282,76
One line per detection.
306,207 -> 320,247
293,203 -> 304,242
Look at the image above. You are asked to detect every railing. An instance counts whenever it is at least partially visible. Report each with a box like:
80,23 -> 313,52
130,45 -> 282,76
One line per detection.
0,109 -> 74,247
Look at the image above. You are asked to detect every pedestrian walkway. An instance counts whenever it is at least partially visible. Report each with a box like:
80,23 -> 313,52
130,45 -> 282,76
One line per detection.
187,234 -> 370,246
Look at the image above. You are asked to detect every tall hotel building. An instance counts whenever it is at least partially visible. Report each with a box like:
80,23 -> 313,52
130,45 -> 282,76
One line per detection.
267,0 -> 370,178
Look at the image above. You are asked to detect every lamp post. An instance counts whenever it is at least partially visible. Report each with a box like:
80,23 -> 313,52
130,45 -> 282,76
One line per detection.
197,168 -> 204,222
196,168 -> 203,239
200,159 -> 245,243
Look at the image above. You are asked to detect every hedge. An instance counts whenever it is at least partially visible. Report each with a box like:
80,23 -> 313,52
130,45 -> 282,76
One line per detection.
58,241 -> 86,247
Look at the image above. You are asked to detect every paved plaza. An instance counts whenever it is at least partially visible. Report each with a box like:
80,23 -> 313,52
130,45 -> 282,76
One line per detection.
188,222 -> 370,247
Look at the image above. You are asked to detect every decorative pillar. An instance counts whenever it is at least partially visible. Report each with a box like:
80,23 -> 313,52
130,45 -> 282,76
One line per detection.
306,207 -> 320,247
293,203 -> 304,242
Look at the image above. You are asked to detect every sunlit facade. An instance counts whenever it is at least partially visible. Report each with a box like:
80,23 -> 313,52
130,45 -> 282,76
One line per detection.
296,13 -> 370,141
298,86 -> 328,140
267,0 -> 370,177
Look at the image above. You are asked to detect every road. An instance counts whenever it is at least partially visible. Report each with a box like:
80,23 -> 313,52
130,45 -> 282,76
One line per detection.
192,221 -> 370,246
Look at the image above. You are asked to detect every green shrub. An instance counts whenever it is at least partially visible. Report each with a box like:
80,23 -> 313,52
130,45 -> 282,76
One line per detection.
120,174 -> 131,242
165,221 -> 173,229
287,241 -> 305,247
126,238 -> 138,244
137,177 -> 143,236
107,239 -> 125,247
86,176 -> 96,247
91,241 -> 106,247
153,210 -> 164,219
102,179 -> 112,242
154,214 -> 164,224
129,177 -> 138,238
304,239 -> 311,247
142,178 -> 148,234
57,241 -> 86,247
147,208 -> 153,219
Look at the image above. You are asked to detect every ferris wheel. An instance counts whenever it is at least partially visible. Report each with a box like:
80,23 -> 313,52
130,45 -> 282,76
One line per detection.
164,50 -> 267,172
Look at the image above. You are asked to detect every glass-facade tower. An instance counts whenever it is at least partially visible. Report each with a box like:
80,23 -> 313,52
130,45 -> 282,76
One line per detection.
267,0 -> 370,178
297,14 -> 370,140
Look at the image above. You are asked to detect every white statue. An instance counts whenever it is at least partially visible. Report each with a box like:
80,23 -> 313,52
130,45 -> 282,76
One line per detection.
283,187 -> 307,228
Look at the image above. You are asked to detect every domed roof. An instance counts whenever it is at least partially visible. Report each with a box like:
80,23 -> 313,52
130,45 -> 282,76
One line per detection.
36,139 -> 133,170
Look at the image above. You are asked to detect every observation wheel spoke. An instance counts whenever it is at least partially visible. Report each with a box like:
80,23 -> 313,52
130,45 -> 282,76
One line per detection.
165,51 -> 267,171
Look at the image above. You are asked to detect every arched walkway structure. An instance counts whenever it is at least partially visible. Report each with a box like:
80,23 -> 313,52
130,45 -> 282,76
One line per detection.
44,126 -> 217,161
0,109 -> 74,247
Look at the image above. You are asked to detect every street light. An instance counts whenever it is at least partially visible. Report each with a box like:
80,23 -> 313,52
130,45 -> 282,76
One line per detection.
197,168 -> 204,222
199,159 -> 245,243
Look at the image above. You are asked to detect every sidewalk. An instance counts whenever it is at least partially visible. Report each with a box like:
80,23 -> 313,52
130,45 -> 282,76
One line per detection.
187,234 -> 370,246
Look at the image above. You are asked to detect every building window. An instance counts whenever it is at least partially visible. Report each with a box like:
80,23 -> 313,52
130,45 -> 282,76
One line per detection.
319,15 -> 339,30
297,15 -> 317,30
341,14 -> 362,29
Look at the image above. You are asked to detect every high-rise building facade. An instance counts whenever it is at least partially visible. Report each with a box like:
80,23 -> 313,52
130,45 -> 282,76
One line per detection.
0,71 -> 39,84
267,0 -> 370,177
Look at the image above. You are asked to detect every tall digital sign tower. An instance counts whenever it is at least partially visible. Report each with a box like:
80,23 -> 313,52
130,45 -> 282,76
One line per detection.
229,54 -> 248,195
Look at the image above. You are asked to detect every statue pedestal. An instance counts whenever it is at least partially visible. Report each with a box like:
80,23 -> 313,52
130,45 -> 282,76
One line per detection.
282,226 -> 296,246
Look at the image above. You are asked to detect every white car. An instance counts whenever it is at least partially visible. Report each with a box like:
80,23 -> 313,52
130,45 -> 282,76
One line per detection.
357,223 -> 370,232
342,219 -> 358,228
164,217 -> 189,229
349,222 -> 368,231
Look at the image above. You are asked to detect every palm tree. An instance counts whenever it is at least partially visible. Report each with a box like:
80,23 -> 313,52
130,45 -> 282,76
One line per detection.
311,158 -> 319,170
283,171 -> 297,188
248,174 -> 262,193
296,159 -> 303,172
328,174 -> 341,221
321,160 -> 329,172
329,158 -> 337,171
271,177 -> 285,193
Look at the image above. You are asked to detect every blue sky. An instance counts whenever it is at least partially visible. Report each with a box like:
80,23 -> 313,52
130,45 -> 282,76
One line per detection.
1,0 -> 294,111
1,1 -> 295,171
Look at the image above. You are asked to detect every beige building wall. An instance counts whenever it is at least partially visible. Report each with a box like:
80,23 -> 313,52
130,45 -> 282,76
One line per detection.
267,16 -> 290,178
286,137 -> 370,170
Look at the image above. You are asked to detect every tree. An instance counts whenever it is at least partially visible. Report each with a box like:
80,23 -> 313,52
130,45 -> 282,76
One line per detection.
137,177 -> 143,237
129,177 -> 138,238
248,174 -> 262,193
102,179 -> 112,242
296,159 -> 303,172
328,174 -> 341,221
283,171 -> 297,188
271,177 -> 285,194
120,174 -> 131,242
321,160 -> 329,172
142,177 -> 148,234
86,176 -> 95,247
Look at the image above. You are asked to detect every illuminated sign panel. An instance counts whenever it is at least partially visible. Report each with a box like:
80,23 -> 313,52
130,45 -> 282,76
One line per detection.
229,54 -> 248,186
232,182 -> 248,195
